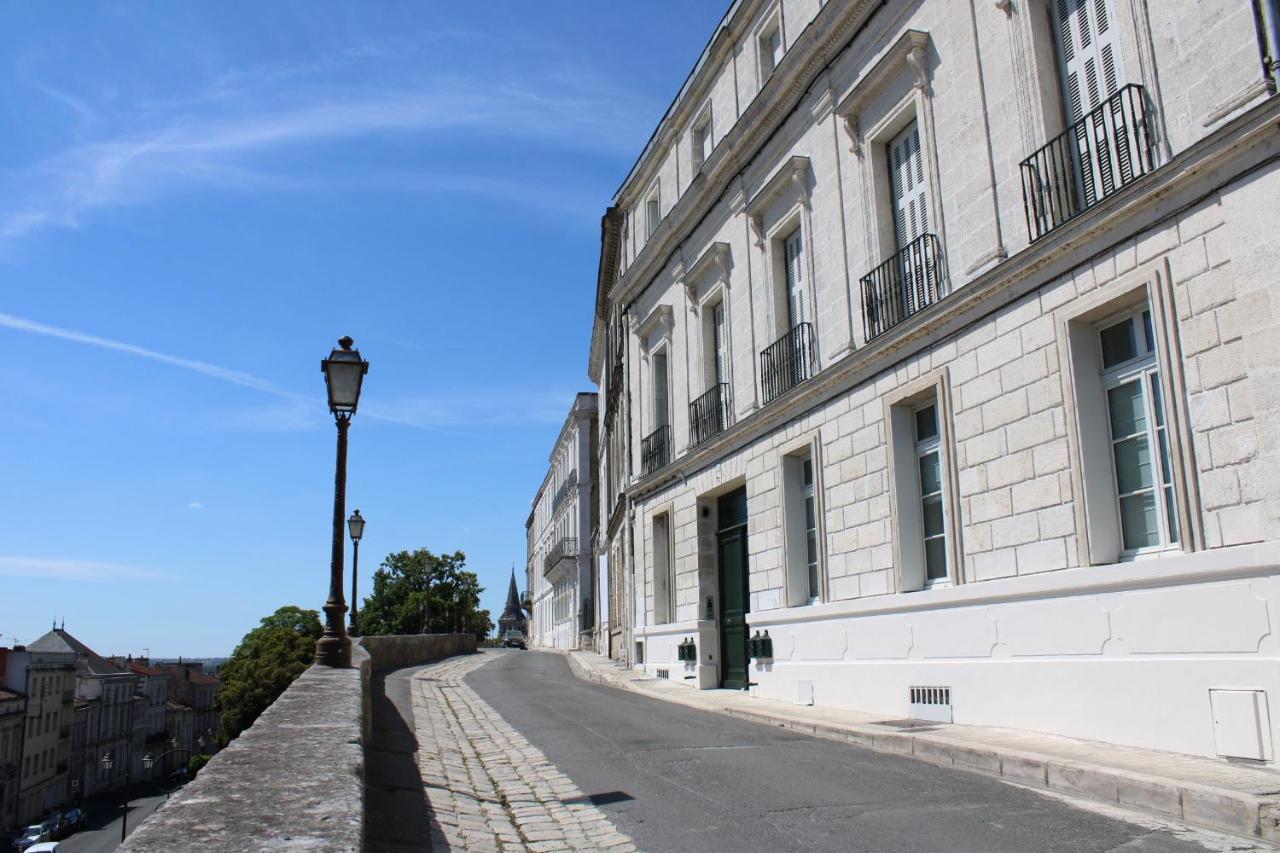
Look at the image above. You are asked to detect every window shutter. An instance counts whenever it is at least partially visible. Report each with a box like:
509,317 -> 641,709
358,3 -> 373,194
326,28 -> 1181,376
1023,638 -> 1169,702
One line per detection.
653,352 -> 669,428
1054,0 -> 1124,122
713,302 -> 728,386
888,122 -> 929,250
785,231 -> 806,327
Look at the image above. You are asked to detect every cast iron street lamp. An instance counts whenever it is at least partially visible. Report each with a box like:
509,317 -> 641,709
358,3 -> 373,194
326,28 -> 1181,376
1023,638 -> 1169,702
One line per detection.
316,336 -> 369,668
348,509 -> 365,635
103,749 -> 144,843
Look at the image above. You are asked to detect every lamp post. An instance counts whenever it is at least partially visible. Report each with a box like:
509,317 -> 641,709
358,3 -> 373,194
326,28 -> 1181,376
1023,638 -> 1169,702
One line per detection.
316,336 -> 369,668
348,509 -> 365,635
103,749 -> 145,843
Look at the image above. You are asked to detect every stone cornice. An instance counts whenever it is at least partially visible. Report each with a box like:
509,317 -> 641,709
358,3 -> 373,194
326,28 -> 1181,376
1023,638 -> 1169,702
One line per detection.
625,92 -> 1280,504
632,304 -> 674,350
744,155 -> 811,217
612,0 -> 885,314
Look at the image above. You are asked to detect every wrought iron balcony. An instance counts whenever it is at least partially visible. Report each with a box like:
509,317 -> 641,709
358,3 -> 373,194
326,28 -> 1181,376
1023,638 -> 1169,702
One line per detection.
760,323 -> 815,405
552,470 -> 578,515
689,383 -> 730,448
543,537 -> 578,576
641,424 -> 672,476
861,233 -> 945,341
1021,84 -> 1155,242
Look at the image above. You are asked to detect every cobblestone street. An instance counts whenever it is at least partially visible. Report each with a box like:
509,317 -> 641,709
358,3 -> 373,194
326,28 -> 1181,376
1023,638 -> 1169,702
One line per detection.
409,653 -> 635,852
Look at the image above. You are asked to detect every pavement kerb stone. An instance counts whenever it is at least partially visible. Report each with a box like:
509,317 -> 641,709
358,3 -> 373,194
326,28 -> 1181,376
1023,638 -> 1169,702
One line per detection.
559,649 -> 1280,847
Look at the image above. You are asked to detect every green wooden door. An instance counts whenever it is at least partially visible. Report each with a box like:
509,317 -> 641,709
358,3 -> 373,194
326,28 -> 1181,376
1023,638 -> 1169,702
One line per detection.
717,488 -> 750,690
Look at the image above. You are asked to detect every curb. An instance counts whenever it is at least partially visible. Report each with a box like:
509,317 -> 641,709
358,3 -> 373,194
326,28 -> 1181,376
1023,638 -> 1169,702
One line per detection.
560,650 -> 1280,847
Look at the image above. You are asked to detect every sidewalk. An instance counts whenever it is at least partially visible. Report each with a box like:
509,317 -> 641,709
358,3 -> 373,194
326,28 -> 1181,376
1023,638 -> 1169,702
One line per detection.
563,649 -> 1280,847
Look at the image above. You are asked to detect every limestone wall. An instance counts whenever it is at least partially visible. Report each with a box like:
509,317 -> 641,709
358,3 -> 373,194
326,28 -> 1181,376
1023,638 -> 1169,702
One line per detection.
120,634 -> 475,851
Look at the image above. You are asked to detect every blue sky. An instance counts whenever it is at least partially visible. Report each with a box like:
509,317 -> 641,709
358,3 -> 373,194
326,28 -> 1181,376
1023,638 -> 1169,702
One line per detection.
0,1 -> 726,657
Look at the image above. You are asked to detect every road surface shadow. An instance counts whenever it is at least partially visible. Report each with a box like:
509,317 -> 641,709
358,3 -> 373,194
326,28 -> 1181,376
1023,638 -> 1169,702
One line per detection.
365,665 -> 444,852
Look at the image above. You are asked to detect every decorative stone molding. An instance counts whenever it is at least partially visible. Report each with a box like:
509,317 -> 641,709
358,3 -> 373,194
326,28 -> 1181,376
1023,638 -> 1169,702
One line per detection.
635,304 -> 674,358
835,30 -> 931,148
683,242 -> 732,307
745,155 -> 812,246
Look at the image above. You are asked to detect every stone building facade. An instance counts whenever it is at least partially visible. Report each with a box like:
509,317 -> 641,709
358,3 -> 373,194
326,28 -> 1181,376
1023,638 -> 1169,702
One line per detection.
526,393 -> 600,650
589,0 -> 1280,762
1,639 -> 76,824
0,686 -> 26,834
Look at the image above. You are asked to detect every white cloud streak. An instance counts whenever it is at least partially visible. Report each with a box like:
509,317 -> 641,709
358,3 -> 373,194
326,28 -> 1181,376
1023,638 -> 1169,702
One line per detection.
0,309 -> 574,431
1,69 -> 645,241
0,555 -> 171,581
0,310 -> 300,398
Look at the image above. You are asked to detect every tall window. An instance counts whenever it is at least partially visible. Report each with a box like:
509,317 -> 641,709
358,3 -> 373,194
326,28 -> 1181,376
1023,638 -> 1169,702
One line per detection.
652,350 -> 669,430
1052,0 -> 1124,124
653,513 -> 675,623
707,301 -> 727,387
783,448 -> 822,605
759,23 -> 783,80
784,229 -> 806,328
802,457 -> 819,602
693,112 -> 713,168
646,191 -> 660,238
889,121 -> 930,251
1099,308 -> 1178,552
914,402 -> 949,585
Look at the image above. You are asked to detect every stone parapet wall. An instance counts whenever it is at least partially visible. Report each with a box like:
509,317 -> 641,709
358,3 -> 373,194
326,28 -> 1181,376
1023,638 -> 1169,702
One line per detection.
120,634 -> 475,851
359,632 -> 477,672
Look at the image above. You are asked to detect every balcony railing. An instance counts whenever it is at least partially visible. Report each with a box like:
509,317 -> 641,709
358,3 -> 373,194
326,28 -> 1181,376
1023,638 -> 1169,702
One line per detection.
760,323 -> 815,405
689,383 -> 730,448
543,537 -> 578,577
552,470 -> 578,515
641,424 -> 672,476
861,233 -> 945,341
1021,84 -> 1155,242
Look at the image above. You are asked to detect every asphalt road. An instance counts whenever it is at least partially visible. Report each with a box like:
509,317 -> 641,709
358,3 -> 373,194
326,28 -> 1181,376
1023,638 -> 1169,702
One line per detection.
465,650 -> 1222,853
53,792 -> 167,853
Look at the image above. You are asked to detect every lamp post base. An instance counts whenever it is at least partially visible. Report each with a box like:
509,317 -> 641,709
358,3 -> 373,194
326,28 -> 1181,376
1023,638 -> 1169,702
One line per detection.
315,633 -> 352,668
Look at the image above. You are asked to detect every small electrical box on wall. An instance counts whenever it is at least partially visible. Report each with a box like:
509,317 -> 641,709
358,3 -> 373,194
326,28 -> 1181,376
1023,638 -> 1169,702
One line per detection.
1210,689 -> 1273,761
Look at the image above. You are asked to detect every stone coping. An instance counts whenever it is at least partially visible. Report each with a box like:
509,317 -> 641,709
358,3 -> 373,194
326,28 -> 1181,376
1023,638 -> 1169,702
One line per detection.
564,649 -> 1280,846
121,634 -> 476,852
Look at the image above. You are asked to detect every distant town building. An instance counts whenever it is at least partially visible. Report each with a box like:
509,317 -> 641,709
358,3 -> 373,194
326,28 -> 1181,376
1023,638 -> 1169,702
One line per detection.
526,393 -> 599,650
0,683 -> 27,834
1,634 -> 76,824
159,662 -> 218,749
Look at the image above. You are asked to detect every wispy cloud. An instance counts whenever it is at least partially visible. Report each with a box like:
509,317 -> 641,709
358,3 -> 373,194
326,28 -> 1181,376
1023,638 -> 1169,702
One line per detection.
1,65 -> 646,241
0,555 -> 171,581
0,310 -> 300,398
366,390 -> 577,430
0,309 -> 575,432
187,501 -> 204,510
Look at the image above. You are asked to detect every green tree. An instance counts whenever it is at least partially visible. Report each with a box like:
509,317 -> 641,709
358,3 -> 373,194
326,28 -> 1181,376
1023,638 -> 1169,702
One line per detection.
215,605 -> 322,745
359,549 -> 493,639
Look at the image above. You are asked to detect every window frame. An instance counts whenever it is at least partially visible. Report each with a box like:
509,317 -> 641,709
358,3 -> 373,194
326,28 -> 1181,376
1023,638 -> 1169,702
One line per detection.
884,369 -> 962,592
779,432 -> 826,607
691,104 -> 714,170
1058,263 -> 1200,565
913,399 -> 951,588
1096,304 -> 1179,556
755,5 -> 785,87
645,184 -> 661,239
651,508 -> 677,624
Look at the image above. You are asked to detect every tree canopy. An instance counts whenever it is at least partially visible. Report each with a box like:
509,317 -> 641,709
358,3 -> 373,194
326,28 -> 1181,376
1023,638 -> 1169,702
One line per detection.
216,605 -> 322,745
358,549 -> 493,639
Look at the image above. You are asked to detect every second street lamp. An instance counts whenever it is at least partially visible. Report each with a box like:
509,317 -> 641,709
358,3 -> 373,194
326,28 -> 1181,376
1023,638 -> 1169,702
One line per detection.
348,509 -> 365,635
316,336 -> 369,668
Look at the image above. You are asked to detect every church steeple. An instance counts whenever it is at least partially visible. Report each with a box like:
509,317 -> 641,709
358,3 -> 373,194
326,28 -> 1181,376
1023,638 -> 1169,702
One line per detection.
498,565 -> 528,636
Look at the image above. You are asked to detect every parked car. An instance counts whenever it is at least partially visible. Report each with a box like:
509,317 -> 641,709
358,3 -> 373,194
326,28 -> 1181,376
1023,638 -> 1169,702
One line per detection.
25,843 -> 60,853
59,809 -> 85,835
13,824 -> 49,852
502,630 -> 527,649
